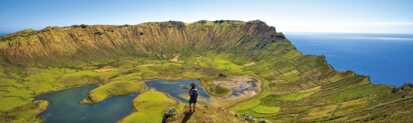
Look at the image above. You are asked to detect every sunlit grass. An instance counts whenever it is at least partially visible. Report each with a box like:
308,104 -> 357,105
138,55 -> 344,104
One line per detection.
231,99 -> 261,112
252,105 -> 280,114
120,90 -> 181,123
83,81 -> 146,103
279,86 -> 320,101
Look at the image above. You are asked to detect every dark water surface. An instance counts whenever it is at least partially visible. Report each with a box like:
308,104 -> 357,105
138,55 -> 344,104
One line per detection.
36,85 -> 138,123
146,80 -> 209,103
285,32 -> 413,86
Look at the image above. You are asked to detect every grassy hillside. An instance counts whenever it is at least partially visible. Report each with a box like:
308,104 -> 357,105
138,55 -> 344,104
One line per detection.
0,20 -> 412,123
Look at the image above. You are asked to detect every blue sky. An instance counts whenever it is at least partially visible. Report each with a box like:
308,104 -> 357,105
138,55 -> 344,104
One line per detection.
1,0 -> 412,33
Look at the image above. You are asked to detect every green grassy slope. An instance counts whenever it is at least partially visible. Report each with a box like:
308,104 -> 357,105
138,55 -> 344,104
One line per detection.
0,20 -> 411,123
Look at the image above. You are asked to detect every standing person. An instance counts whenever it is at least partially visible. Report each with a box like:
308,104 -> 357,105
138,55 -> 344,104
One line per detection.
188,83 -> 199,112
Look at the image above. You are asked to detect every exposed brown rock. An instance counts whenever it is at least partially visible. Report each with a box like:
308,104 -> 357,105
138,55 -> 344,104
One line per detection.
0,20 -> 280,65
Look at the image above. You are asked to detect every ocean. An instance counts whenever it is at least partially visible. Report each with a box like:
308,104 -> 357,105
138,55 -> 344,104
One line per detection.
285,32 -> 413,87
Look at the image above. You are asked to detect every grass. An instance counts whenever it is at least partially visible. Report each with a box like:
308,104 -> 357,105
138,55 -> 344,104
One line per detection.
184,53 -> 247,75
82,81 -> 146,103
231,99 -> 261,112
260,86 -> 320,107
22,68 -> 115,94
119,90 -> 182,123
327,84 -> 388,102
211,85 -> 231,96
305,104 -> 338,120
23,68 -> 74,94
230,86 -> 321,120
279,86 -> 320,101
231,96 -> 281,117
279,69 -> 301,82
0,67 -> 115,112
0,100 -> 48,123
252,105 -> 280,114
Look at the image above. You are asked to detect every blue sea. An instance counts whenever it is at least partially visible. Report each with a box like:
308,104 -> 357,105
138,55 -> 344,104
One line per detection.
285,32 -> 413,86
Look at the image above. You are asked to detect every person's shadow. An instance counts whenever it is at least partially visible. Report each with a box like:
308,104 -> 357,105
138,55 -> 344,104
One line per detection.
180,111 -> 194,123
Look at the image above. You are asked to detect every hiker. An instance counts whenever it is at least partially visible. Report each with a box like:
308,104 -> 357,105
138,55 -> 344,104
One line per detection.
188,83 -> 199,112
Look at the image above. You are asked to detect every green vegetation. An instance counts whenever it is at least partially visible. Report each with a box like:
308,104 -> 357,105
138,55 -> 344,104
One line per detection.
0,100 -> 48,123
252,105 -> 280,114
231,99 -> 261,112
211,85 -> 231,96
119,90 -> 182,123
185,54 -> 246,75
82,81 -> 146,103
0,20 -> 411,123
278,86 -> 320,101
328,84 -> 390,103
0,67 -> 108,112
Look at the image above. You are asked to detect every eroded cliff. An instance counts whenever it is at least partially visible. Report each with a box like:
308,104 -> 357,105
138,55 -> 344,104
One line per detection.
0,20 -> 284,65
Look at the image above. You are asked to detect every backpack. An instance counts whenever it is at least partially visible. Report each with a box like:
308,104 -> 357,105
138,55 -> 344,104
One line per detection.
190,89 -> 198,98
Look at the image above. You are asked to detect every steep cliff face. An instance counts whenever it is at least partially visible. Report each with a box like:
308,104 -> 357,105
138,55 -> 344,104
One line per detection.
0,20 -> 282,65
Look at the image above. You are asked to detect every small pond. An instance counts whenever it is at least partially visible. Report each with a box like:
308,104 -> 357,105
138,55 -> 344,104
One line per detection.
37,80 -> 210,123
145,80 -> 210,103
36,85 -> 138,123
